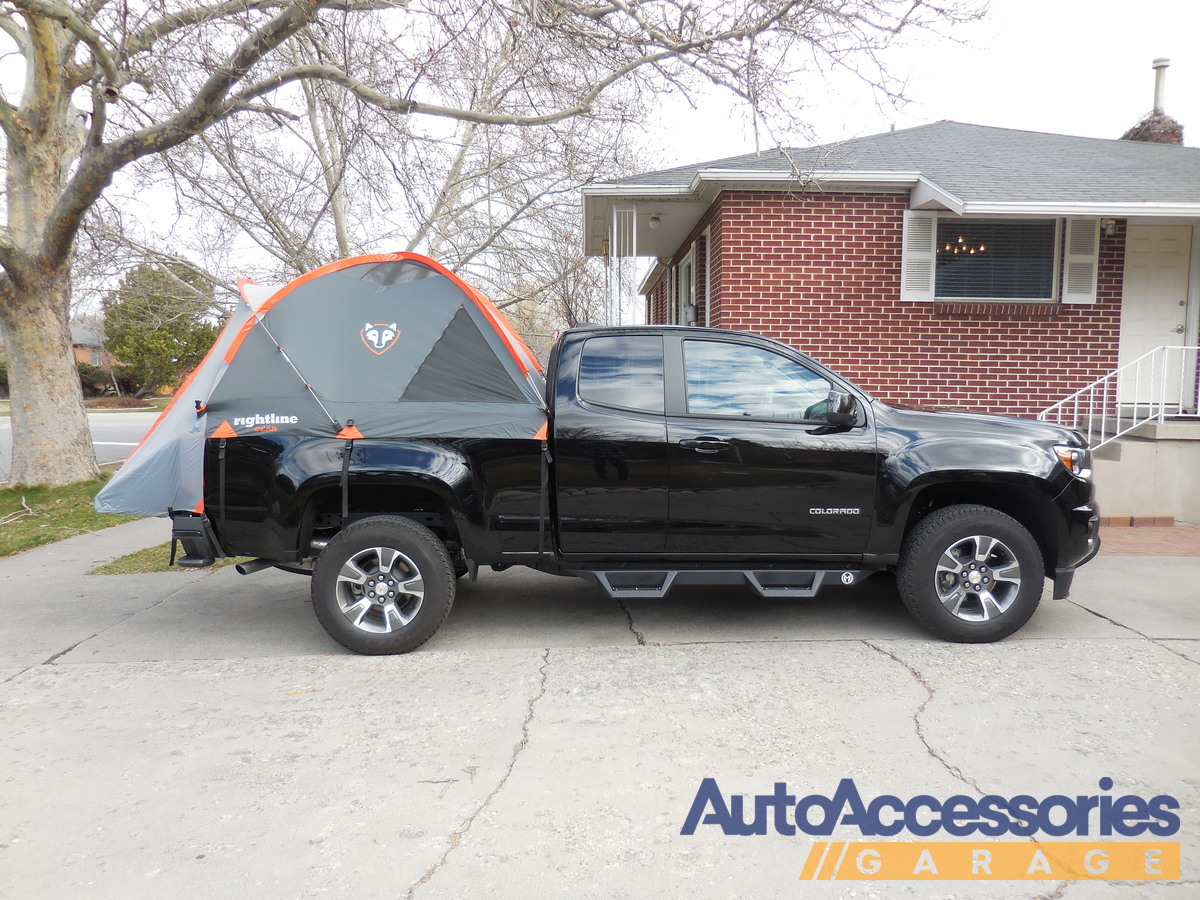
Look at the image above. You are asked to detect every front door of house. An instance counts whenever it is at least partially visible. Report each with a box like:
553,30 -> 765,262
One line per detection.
1119,225 -> 1196,411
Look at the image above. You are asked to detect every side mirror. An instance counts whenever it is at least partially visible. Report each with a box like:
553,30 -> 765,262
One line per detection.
824,391 -> 859,426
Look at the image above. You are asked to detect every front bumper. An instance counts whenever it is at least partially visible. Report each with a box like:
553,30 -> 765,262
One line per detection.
1053,501 -> 1101,599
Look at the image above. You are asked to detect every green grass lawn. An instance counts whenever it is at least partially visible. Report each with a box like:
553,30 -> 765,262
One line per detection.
0,475 -> 253,572
90,541 -> 250,574
0,474 -> 136,558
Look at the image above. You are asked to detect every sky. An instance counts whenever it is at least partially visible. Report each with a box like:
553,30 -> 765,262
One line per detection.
653,0 -> 1200,165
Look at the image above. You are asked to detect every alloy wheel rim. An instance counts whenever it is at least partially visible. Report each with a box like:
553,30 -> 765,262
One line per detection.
334,546 -> 425,633
933,534 -> 1022,621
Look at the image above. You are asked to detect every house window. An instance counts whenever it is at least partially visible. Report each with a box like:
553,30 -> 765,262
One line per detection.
902,212 -> 1099,304
934,219 -> 1057,300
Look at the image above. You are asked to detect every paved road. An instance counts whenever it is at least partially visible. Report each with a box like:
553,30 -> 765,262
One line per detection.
0,521 -> 1196,898
0,410 -> 158,482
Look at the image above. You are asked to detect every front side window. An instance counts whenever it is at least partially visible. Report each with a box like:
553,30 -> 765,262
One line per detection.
683,340 -> 831,420
578,335 -> 664,412
935,218 -> 1057,300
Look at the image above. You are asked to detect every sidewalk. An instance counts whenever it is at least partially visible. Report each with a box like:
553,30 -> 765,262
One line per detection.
1099,524 -> 1200,556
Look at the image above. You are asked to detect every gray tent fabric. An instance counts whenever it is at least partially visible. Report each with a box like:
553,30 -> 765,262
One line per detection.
96,253 -> 547,517
93,282 -> 268,517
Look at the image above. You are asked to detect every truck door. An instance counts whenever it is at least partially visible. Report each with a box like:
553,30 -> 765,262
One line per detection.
665,336 -> 876,559
553,333 -> 670,555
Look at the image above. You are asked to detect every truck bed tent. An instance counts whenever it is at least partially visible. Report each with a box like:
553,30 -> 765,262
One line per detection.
96,252 -> 547,518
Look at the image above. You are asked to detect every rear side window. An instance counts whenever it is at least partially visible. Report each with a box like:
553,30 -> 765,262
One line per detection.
578,335 -> 664,412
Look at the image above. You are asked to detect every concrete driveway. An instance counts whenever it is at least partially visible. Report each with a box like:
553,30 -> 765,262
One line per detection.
0,520 -> 1196,899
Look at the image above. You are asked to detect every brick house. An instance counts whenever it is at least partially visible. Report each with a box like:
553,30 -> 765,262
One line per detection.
582,121 -> 1200,520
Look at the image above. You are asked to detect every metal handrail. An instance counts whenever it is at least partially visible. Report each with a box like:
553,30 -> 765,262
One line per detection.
1038,345 -> 1200,449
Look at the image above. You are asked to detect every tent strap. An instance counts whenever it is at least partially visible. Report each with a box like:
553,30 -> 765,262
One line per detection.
537,438 -> 552,560
340,438 -> 353,525
218,439 -> 227,537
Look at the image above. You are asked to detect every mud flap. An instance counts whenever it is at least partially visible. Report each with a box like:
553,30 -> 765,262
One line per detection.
1053,567 -> 1075,600
170,510 -> 224,568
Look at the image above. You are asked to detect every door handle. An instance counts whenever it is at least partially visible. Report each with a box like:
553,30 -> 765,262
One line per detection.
679,437 -> 731,453
1173,324 -> 1185,334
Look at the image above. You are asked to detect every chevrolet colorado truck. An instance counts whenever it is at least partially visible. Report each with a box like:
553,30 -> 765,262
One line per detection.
171,325 -> 1100,654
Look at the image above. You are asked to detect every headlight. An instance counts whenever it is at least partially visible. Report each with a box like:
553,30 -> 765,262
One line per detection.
1054,444 -> 1093,479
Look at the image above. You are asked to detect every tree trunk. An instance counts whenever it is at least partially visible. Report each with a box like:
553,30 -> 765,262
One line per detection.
0,275 -> 99,486
0,19 -> 98,486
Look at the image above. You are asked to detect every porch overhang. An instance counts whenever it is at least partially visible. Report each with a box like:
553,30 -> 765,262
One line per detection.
583,170 -> 924,258
584,172 -> 1200,259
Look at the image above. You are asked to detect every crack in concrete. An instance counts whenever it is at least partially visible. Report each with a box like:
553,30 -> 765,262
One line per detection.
1030,879 -> 1070,900
1,666 -> 34,686
862,640 -> 986,796
616,599 -> 646,646
40,570 -> 219,666
1065,599 -> 1200,667
407,648 -> 551,899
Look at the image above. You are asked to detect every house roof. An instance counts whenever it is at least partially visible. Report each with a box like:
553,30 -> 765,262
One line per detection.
70,323 -> 104,348
583,121 -> 1200,257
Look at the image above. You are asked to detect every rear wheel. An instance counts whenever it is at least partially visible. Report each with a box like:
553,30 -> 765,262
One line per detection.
311,516 -> 455,654
897,504 -> 1043,643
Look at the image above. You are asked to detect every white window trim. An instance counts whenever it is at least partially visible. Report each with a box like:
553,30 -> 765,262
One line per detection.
902,213 -> 1099,305
677,245 -> 696,325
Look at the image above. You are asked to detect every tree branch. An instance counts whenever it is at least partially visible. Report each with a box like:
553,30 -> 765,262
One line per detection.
0,227 -> 37,291
0,11 -> 31,55
38,0 -> 322,268
4,0 -> 119,87
0,93 -> 17,141
227,50 -> 673,127
122,0 -> 398,58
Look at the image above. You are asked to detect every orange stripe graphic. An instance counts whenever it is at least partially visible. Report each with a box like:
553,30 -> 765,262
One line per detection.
805,842 -> 1180,881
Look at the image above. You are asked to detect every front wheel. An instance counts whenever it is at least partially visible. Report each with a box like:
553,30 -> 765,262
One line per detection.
897,505 -> 1044,643
311,516 -> 455,654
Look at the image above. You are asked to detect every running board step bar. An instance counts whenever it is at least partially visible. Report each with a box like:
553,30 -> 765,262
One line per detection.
573,568 -> 880,600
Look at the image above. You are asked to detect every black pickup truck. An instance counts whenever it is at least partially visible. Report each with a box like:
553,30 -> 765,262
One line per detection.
170,324 -> 1100,654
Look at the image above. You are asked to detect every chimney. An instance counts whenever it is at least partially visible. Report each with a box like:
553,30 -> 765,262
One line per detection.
1152,57 -> 1170,113
1119,58 -> 1184,145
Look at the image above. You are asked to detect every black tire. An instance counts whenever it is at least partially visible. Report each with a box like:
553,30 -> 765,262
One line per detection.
897,504 -> 1043,643
311,516 -> 455,655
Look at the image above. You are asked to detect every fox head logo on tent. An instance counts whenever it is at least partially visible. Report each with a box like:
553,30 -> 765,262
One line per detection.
361,322 -> 400,355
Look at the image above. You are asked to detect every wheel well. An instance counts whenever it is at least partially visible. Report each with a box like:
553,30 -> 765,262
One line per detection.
903,483 -> 1059,575
304,484 -> 460,549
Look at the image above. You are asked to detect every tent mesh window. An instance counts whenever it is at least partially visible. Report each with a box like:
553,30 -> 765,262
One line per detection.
400,307 -> 528,402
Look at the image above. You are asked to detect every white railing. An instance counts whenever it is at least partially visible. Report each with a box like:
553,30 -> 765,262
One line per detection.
1038,345 -> 1200,449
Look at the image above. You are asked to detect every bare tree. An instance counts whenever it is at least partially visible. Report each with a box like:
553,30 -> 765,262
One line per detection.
0,0 -> 979,485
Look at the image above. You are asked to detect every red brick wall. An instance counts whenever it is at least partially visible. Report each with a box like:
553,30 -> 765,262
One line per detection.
688,191 -> 1125,418
647,232 -> 713,326
647,273 -> 669,324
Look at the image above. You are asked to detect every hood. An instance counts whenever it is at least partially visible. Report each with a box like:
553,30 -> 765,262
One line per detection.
878,402 -> 1087,448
